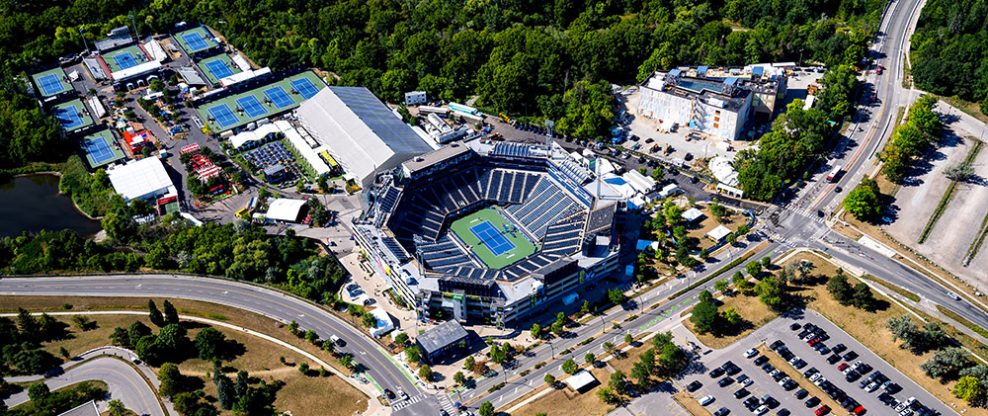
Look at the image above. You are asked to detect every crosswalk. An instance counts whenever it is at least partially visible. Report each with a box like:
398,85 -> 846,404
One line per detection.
391,394 -> 423,411
438,395 -> 458,415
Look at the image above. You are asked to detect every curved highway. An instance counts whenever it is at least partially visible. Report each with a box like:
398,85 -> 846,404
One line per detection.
0,275 -> 418,399
4,348 -> 165,416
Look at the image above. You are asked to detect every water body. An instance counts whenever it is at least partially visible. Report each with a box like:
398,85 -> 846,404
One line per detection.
0,174 -> 101,237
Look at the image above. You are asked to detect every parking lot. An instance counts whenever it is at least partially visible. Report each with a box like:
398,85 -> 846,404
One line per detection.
681,311 -> 954,416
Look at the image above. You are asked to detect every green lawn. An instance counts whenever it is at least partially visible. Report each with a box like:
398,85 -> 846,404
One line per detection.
449,207 -> 537,269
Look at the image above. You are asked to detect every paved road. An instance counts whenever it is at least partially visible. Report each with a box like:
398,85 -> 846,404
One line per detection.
4,347 -> 166,416
0,275 -> 422,409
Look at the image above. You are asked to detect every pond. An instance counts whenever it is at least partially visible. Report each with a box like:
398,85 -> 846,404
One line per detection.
0,174 -> 102,237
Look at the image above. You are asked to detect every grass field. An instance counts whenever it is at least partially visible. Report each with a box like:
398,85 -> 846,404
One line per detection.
449,207 -> 537,269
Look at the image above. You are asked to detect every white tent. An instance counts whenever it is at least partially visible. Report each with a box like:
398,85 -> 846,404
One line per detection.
682,207 -> 704,223
369,308 -> 394,338
707,225 -> 732,241
264,198 -> 307,222
565,369 -> 598,393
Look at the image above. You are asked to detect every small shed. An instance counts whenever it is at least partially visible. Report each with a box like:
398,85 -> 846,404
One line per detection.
369,308 -> 394,338
706,225 -> 732,242
565,369 -> 599,393
682,207 -> 704,223
264,198 -> 307,223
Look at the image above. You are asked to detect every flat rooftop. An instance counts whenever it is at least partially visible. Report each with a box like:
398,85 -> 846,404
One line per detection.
417,320 -> 469,354
403,143 -> 472,174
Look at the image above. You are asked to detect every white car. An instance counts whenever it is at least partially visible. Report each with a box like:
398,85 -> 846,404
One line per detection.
744,348 -> 758,358
699,395 -> 715,406
754,405 -> 769,415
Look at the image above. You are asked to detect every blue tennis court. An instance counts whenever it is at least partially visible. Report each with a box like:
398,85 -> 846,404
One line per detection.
182,33 -> 209,52
84,135 -> 116,165
38,74 -> 65,96
205,60 -> 234,79
264,86 -> 293,108
208,104 -> 239,129
55,106 -> 84,129
237,96 -> 266,118
291,78 -> 319,99
470,221 -> 516,256
114,53 -> 139,70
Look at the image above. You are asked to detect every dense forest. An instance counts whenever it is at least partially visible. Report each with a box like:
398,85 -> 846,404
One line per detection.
0,0 -> 885,151
910,0 -> 988,115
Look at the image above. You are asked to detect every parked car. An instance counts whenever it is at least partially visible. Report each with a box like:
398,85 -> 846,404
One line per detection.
745,348 -> 758,358
815,405 -> 831,415
699,395 -> 715,406
718,377 -> 735,387
686,380 -> 702,392
805,397 -> 821,408
734,388 -> 750,399
713,407 -> 730,416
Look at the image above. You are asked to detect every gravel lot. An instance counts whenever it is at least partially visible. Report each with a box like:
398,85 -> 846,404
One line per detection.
681,311 -> 954,416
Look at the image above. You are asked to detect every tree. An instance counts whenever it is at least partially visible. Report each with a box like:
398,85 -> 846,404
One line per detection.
394,333 -> 409,346
625,333 -> 634,345
745,261 -> 762,277
27,382 -> 49,402
608,288 -> 626,305
544,373 -> 556,386
922,348 -> 972,382
827,272 -> 853,305
418,365 -> 432,381
722,307 -> 742,326
845,178 -> 882,220
464,356 -> 475,371
585,352 -> 596,365
489,343 -> 507,366
110,327 -> 130,347
953,376 -> 987,406
71,315 -> 95,331
632,360 -> 651,386
339,353 -> 354,369
714,279 -> 729,294
478,401 -> 494,416
755,276 -> 785,309
761,256 -> 772,269
562,358 -> 578,374
530,323 -> 542,340
216,375 -> 236,410
581,300 -> 591,315
603,342 -> 616,355
732,271 -> 752,292
691,297 -> 719,334
597,386 -> 617,404
59,346 -> 70,359
404,346 -> 422,364
454,371 -> 466,386
162,300 -> 179,325
609,370 -> 628,395
945,162 -> 976,182
887,315 -> 923,353
195,327 -> 228,360
852,282 -> 875,310
107,399 -> 127,416
158,363 -> 182,397
148,300 -> 165,327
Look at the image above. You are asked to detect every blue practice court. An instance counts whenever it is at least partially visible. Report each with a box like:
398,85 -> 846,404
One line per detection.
114,53 -> 139,69
182,33 -> 210,52
236,96 -> 267,118
264,86 -> 294,108
208,104 -> 239,129
55,106 -> 85,130
470,221 -> 516,256
205,60 -> 234,79
84,135 -> 116,165
291,78 -> 319,99
37,74 -> 66,96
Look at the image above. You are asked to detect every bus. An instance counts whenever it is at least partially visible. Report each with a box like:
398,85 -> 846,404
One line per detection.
826,165 -> 842,182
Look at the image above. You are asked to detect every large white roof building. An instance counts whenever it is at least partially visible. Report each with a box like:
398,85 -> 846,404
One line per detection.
296,86 -> 434,189
106,157 -> 176,203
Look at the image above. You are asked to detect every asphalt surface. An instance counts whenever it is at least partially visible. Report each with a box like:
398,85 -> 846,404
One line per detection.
4,347 -> 165,416
685,311 -> 954,416
0,275 -> 421,408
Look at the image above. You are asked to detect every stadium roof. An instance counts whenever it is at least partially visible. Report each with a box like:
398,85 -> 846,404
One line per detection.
298,86 -> 433,188
107,157 -> 176,202
416,320 -> 469,355
94,26 -> 133,52
265,198 -> 307,222
403,143 -> 472,174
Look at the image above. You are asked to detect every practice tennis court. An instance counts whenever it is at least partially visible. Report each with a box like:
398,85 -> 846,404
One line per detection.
31,68 -> 71,97
449,207 -> 537,269
38,74 -> 65,96
174,26 -> 218,54
236,96 -> 267,118
182,33 -> 209,52
264,86 -> 293,108
208,104 -> 239,129
102,46 -> 150,73
55,107 -> 85,129
51,99 -> 94,132
81,129 -> 125,168
206,60 -> 234,79
291,78 -> 320,99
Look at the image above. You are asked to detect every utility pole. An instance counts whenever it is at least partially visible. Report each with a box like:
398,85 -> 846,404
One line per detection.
78,27 -> 90,54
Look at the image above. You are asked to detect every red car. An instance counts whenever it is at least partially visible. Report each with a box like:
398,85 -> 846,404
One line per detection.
838,363 -> 849,372
876,65 -> 884,75
815,405 -> 831,416
854,405 -> 867,415
809,338 -> 820,346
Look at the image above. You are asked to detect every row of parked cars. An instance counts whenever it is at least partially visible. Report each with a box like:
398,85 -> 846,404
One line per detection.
787,321 -> 940,416
697,351 -> 795,416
